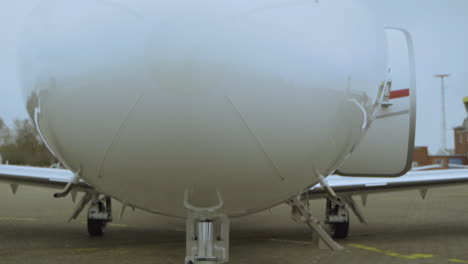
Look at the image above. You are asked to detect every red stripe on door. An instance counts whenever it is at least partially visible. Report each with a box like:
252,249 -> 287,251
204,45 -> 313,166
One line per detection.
389,89 -> 410,99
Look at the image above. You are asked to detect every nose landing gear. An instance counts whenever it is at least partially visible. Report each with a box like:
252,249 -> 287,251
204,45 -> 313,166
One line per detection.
185,216 -> 230,264
184,190 -> 230,264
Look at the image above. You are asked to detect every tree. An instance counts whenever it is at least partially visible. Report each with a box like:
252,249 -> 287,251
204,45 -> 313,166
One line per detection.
0,118 -> 11,146
0,118 -> 57,166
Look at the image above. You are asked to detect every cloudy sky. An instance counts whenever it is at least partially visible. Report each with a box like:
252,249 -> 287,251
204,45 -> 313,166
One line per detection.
0,1 -> 467,154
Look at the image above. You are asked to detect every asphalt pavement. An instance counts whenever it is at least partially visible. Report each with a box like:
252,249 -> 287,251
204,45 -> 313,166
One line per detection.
0,184 -> 467,264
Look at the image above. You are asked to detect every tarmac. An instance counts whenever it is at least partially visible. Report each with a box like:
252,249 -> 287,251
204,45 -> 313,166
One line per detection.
0,184 -> 468,264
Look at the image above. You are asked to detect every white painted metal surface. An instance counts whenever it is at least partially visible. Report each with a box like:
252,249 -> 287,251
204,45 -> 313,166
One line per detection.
17,0 -> 388,217
337,28 -> 416,177
310,169 -> 468,196
0,164 -> 89,190
0,165 -> 73,183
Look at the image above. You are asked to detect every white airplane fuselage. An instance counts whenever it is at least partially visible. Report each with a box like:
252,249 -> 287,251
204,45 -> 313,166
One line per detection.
19,0 -> 387,217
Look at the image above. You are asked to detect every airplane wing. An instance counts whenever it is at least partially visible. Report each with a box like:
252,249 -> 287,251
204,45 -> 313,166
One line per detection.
307,169 -> 468,199
0,164 -> 92,192
2,164 -> 467,199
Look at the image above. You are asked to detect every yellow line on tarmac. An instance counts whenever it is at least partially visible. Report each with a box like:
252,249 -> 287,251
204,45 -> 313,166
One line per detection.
347,243 -> 434,260
449,259 -> 468,263
0,217 -> 37,222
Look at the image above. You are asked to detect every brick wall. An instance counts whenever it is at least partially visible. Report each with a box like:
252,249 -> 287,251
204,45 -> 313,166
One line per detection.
413,146 -> 431,167
454,128 -> 468,158
413,146 -> 468,168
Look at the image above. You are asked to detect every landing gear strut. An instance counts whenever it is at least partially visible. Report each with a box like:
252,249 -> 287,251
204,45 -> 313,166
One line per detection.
290,195 -> 344,250
184,190 -> 230,264
185,216 -> 230,264
87,195 -> 112,237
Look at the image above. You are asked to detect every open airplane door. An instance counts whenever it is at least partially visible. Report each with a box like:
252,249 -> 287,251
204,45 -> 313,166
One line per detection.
336,28 -> 416,177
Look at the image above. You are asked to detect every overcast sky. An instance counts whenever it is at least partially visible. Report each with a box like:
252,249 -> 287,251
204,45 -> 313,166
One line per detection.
0,1 -> 467,154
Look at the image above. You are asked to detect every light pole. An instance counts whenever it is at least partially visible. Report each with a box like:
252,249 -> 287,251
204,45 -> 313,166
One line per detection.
434,74 -> 450,154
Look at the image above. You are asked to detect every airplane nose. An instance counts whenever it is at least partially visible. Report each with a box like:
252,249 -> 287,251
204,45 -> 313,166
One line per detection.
20,0 -> 387,216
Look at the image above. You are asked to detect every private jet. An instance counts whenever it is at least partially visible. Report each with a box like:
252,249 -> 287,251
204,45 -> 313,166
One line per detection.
1,0 -> 468,263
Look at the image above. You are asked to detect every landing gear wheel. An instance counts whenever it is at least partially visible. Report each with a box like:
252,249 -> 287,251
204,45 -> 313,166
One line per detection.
87,198 -> 111,237
326,198 -> 350,239
88,219 -> 106,237
330,219 -> 349,239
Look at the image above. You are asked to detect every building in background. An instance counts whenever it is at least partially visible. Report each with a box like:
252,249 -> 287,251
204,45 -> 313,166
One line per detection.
413,97 -> 468,168
454,97 -> 468,158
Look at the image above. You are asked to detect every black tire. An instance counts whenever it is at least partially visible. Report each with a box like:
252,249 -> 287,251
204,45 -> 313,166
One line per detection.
331,221 -> 349,239
88,219 -> 106,237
